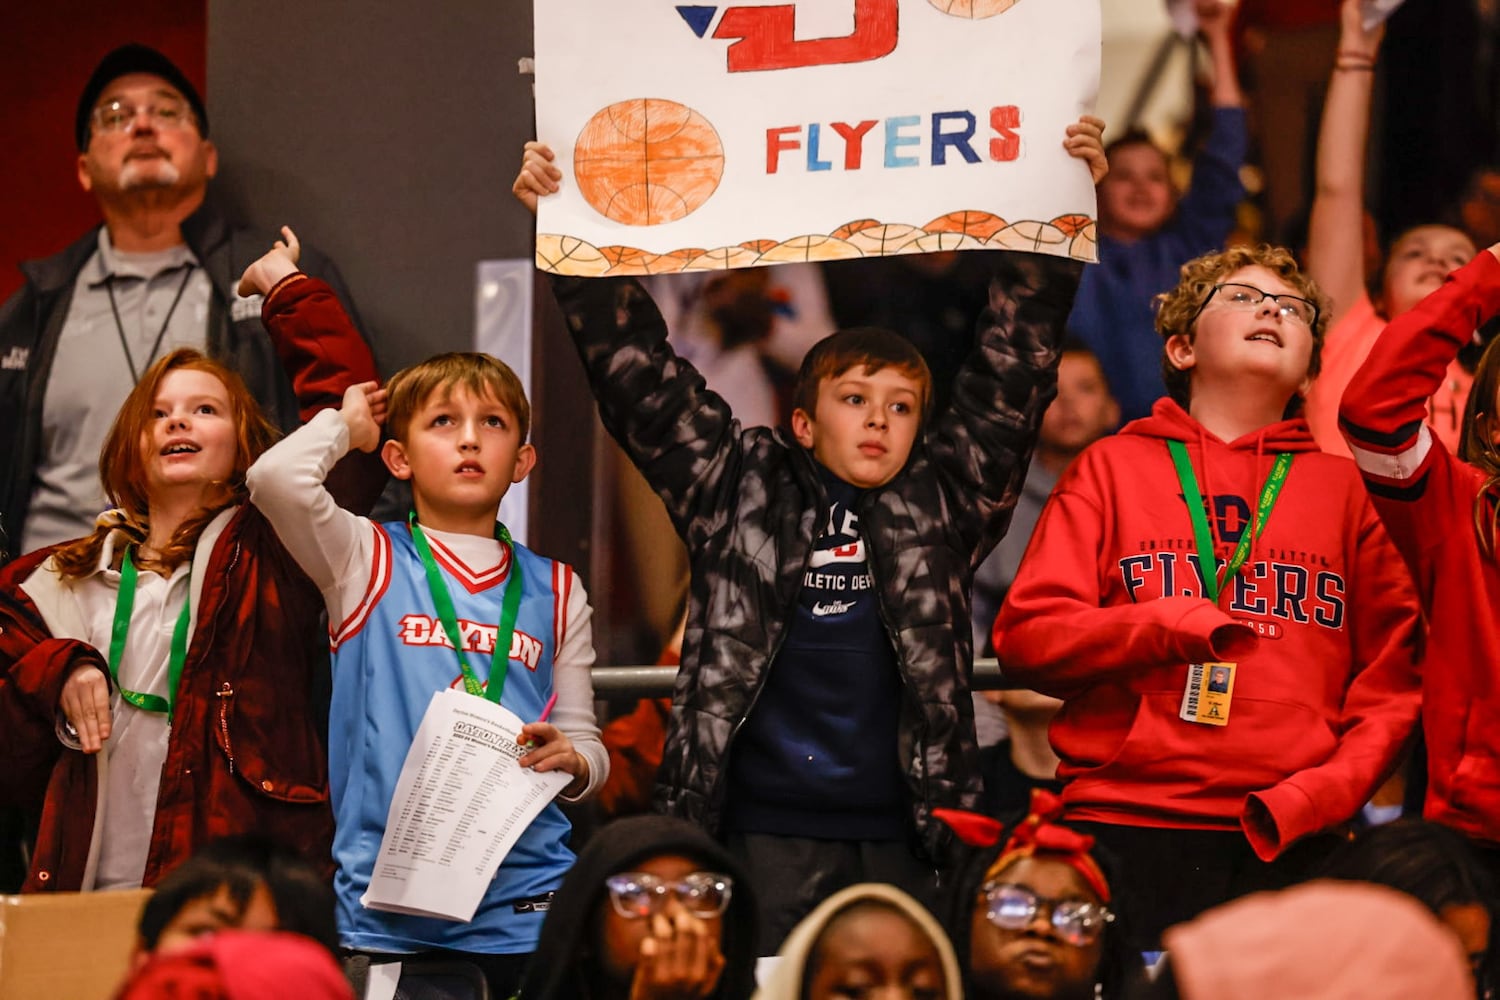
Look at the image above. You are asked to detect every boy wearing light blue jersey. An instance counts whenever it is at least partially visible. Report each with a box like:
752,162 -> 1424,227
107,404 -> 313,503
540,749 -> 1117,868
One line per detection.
246,285 -> 605,996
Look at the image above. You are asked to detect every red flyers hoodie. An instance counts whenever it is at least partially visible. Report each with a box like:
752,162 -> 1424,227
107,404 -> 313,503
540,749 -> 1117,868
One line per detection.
994,399 -> 1421,860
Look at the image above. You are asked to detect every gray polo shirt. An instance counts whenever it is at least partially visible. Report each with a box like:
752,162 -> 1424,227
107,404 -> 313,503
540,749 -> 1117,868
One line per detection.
22,229 -> 213,552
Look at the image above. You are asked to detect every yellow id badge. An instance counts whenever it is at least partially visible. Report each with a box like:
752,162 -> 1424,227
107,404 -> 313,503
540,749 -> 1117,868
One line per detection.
1179,661 -> 1235,726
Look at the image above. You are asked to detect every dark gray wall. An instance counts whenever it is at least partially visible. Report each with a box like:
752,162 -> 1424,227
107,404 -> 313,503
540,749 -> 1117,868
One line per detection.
204,1 -> 604,603
206,0 -> 539,372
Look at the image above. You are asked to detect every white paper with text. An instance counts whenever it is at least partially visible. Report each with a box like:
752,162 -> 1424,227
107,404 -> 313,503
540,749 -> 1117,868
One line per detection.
361,688 -> 571,921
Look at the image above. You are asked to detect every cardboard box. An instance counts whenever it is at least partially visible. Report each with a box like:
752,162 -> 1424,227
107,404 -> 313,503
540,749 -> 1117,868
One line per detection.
0,890 -> 150,1000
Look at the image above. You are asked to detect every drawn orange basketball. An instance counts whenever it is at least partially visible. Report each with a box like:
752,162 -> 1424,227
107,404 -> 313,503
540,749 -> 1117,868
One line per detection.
843,224 -> 923,255
536,234 -> 612,276
833,219 -> 882,240
990,220 -> 1068,252
1070,224 -> 1099,263
740,239 -> 779,253
644,254 -> 688,274
602,246 -> 660,272
927,0 -> 1020,17
911,232 -> 987,253
686,246 -> 763,270
759,235 -> 860,264
573,99 -> 725,226
1051,214 -> 1094,237
925,211 -> 1008,240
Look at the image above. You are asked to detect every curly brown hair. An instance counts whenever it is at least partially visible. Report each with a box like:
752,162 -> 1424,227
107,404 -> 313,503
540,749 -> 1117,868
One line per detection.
1154,244 -> 1330,412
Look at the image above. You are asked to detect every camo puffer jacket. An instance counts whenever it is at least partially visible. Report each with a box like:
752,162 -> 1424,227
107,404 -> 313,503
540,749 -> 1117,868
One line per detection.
549,251 -> 1082,861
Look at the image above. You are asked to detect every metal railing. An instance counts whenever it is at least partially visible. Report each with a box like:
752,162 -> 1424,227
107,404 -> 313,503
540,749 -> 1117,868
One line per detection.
590,658 -> 1005,698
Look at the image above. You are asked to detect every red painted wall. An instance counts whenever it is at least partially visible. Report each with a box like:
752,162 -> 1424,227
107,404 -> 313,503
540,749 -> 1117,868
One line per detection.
0,1 -> 205,300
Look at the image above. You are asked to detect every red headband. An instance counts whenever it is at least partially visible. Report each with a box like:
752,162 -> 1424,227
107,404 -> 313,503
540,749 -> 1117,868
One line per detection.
934,789 -> 1111,903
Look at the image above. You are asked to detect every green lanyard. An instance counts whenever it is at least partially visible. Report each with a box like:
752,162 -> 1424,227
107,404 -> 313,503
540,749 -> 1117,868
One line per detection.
408,513 -> 523,704
108,548 -> 191,721
1167,441 -> 1293,607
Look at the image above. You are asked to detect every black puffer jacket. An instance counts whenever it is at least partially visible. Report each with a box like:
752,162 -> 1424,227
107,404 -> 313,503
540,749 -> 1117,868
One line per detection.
549,252 -> 1082,861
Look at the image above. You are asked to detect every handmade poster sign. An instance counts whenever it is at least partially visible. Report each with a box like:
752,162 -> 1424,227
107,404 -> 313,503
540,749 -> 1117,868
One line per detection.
532,0 -> 1101,276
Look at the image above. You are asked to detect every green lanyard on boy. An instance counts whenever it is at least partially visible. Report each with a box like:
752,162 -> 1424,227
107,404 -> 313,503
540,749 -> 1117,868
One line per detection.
1166,441 -> 1292,727
407,512 -> 523,703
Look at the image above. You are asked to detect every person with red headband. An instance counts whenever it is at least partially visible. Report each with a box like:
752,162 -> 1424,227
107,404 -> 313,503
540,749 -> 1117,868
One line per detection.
938,791 -> 1136,1000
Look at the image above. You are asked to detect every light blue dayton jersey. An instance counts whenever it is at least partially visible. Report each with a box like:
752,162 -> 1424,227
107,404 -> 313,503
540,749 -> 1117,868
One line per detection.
328,521 -> 577,954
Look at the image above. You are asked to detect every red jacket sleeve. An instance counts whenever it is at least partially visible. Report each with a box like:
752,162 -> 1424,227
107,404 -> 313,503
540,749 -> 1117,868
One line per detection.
1339,251 -> 1500,594
992,452 -> 1244,697
261,274 -> 387,515
1341,252 -> 1500,451
261,274 -> 380,422
1242,503 -> 1422,859
0,561 -> 107,808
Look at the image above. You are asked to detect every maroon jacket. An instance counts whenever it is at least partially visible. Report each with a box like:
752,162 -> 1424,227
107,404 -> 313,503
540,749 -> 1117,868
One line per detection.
0,274 -> 380,890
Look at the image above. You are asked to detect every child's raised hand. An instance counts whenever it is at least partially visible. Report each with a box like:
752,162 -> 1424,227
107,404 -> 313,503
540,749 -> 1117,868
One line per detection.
630,909 -> 727,1000
59,664 -> 111,753
236,226 -> 303,298
516,721 -> 588,795
1194,0 -> 1234,39
340,381 -> 386,454
512,141 -> 563,216
1338,0 -> 1383,57
1064,115 -> 1108,185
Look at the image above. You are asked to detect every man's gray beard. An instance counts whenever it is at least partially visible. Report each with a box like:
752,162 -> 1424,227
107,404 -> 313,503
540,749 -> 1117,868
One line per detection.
119,159 -> 180,192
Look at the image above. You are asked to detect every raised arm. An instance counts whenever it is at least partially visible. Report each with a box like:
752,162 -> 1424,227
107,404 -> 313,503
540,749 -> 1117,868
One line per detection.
246,385 -> 387,625
931,117 -> 1102,550
1166,4 -> 1249,253
933,250 -> 1082,554
1340,248 -> 1500,589
1199,0 -> 1244,110
240,228 -> 387,514
548,273 -> 746,542
519,143 -> 748,538
239,227 -> 380,420
1343,248 -> 1500,450
1306,0 -> 1384,325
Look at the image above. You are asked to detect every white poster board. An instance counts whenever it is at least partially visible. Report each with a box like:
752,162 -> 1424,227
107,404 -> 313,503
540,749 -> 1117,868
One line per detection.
534,0 -> 1101,276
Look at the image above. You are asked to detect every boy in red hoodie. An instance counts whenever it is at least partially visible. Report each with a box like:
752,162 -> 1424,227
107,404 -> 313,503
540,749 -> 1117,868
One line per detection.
993,244 -> 1421,949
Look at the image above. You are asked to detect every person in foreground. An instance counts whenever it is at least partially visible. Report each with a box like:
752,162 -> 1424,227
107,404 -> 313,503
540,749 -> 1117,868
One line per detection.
994,244 -> 1423,948
515,117 -> 1107,948
115,929 -> 355,1000
938,791 -> 1134,1000
1128,882 -> 1474,1000
754,882 -> 961,1000
246,270 -> 606,996
133,834 -> 339,960
522,814 -> 760,1000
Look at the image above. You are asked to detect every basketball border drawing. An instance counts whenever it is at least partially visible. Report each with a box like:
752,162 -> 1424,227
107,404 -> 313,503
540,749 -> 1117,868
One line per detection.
535,211 -> 1096,276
